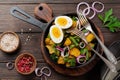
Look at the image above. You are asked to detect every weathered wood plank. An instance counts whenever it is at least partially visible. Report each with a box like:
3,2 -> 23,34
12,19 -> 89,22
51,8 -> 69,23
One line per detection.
0,63 -> 48,80
0,31 -> 119,62
0,4 -> 76,32
0,62 -> 101,80
0,0 -> 120,4
0,4 -> 120,32
0,3 -> 120,61
0,33 -> 44,62
0,0 -> 120,79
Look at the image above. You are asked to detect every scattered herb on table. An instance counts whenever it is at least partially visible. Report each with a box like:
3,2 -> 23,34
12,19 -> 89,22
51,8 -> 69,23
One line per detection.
98,8 -> 120,32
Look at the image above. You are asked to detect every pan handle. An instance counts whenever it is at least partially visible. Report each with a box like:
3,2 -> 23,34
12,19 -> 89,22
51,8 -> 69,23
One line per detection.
10,7 -> 47,31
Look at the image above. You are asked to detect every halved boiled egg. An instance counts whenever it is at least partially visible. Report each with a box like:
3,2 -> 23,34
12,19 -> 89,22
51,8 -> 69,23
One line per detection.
55,16 -> 73,29
50,25 -> 63,43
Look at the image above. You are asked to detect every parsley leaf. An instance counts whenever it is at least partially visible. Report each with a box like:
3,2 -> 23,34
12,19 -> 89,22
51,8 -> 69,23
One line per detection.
98,8 -> 120,32
98,14 -> 104,21
104,8 -> 113,23
50,53 -> 58,62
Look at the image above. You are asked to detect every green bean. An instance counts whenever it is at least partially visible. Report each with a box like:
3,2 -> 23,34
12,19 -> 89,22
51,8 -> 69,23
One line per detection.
56,50 -> 60,56
73,35 -> 81,42
70,44 -> 75,49
69,36 -> 79,46
73,36 -> 78,39
80,48 -> 88,55
76,38 -> 80,42
86,51 -> 89,60
82,29 -> 88,33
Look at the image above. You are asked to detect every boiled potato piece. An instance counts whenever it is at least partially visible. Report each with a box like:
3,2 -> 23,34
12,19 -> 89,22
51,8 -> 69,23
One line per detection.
45,38 -> 55,45
66,62 -> 71,67
45,38 -> 51,45
46,45 -> 55,54
71,20 -> 77,28
86,33 -> 95,42
70,47 -> 80,57
57,56 -> 65,64
64,38 -> 71,46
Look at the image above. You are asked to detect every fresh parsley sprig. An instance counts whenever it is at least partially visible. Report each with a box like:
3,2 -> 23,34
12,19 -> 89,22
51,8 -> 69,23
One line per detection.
98,8 -> 120,32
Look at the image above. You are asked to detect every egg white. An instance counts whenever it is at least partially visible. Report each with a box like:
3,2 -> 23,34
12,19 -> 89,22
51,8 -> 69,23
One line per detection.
55,16 -> 73,29
49,25 -> 64,43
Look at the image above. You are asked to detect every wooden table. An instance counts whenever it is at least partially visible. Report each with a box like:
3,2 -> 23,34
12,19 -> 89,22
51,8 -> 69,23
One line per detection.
0,0 -> 120,80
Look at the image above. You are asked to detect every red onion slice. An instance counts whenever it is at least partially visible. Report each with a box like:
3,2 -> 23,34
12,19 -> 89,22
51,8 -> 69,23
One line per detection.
56,46 -> 64,52
76,55 -> 86,64
77,1 -> 104,19
82,7 -> 90,16
40,67 -> 51,77
89,7 -> 96,19
76,2 -> 90,16
92,1 -> 104,13
35,68 -> 43,77
83,7 -> 96,19
79,42 -> 86,49
6,62 -> 14,70
61,46 -> 70,57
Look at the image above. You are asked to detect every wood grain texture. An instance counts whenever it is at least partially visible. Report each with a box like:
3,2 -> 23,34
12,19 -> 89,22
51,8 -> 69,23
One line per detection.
0,0 -> 120,79
34,3 -> 53,22
0,33 -> 44,62
0,0 -> 120,4
0,62 -> 102,80
0,4 -> 120,32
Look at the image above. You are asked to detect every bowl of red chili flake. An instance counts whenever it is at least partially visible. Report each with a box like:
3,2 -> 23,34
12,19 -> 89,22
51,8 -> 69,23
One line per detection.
15,52 -> 37,75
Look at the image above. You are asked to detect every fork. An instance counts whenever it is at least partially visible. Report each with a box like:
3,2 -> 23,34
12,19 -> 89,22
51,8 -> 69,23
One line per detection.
67,28 -> 117,72
77,9 -> 117,65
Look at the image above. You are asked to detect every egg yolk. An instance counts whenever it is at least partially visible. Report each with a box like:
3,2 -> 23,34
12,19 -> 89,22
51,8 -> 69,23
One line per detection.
52,27 -> 61,38
57,18 -> 67,27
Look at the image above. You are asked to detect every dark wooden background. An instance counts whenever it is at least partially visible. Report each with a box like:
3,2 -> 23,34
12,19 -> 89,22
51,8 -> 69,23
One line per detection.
0,0 -> 120,80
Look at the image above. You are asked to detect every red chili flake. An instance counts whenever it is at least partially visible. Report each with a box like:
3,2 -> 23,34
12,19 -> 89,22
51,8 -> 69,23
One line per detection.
17,56 -> 34,73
